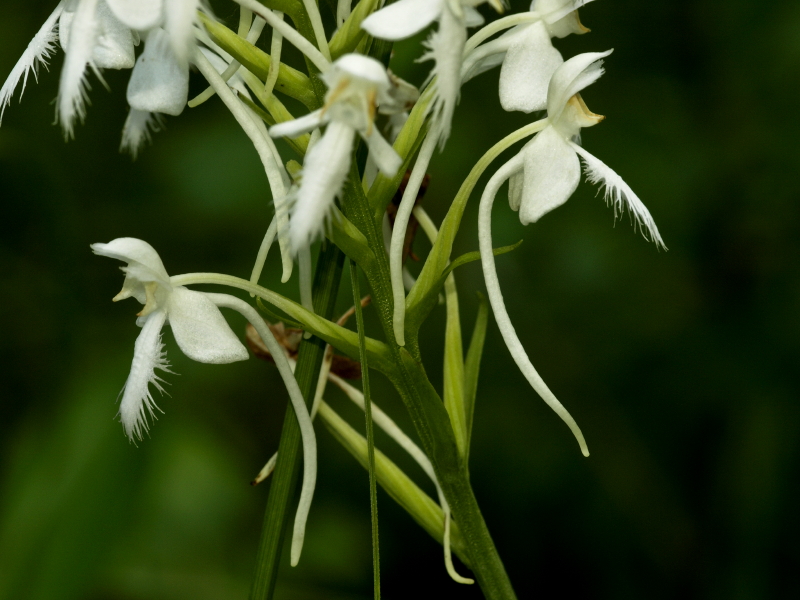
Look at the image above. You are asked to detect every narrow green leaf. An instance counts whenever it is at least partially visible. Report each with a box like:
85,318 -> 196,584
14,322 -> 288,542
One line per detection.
198,13 -> 317,109
405,240 -> 523,335
442,240 -> 523,281
350,260 -> 380,600
443,273 -> 467,458
463,292 -> 489,462
317,401 -> 471,566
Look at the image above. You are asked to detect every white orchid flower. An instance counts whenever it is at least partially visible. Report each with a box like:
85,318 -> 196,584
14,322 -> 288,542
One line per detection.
478,51 -> 665,457
513,50 -> 665,238
362,0 -> 503,144
269,54 -> 402,253
463,0 -> 594,113
91,237 -> 250,440
93,237 -> 320,566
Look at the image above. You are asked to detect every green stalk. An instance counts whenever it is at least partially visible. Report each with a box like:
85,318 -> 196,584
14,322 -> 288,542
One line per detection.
350,260 -> 380,599
339,161 -> 518,600
248,244 -> 345,600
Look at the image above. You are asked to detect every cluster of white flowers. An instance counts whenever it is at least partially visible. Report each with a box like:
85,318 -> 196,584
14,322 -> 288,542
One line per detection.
2,0 -> 665,585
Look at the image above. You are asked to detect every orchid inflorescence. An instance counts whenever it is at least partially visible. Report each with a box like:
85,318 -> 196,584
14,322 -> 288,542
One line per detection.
3,0 -> 665,593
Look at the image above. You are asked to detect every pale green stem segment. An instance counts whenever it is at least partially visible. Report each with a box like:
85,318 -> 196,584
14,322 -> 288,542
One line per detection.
316,401 -> 471,565
263,11 -> 285,98
414,206 -> 468,457
309,346 -> 333,420
390,132 -> 439,346
240,69 -> 311,154
463,11 -> 539,55
233,0 -> 331,72
198,13 -> 317,109
250,215 -> 278,294
189,15 -> 266,107
252,345 -> 332,488
193,48 -> 295,283
169,272 -> 397,375
336,0 -> 352,27
349,260 -> 380,600
205,293 -> 317,566
405,119 -> 549,336
238,6 -> 253,36
477,156 -> 590,457
300,0 -> 332,61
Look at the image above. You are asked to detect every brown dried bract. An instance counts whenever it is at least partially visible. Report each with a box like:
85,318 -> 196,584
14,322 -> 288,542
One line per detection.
246,321 -> 363,379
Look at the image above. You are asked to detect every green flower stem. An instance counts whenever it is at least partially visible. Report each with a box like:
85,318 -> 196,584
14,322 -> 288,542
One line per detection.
350,260 -> 380,599
247,243 -> 345,600
338,158 -> 518,600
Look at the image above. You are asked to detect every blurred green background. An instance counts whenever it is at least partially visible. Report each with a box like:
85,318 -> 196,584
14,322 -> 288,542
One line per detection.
1,0 -> 798,598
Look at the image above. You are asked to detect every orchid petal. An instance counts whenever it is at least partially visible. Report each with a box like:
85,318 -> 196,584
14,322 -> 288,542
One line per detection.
290,121 -> 355,252
166,287 -> 249,364
499,20 -> 563,114
546,49 -> 612,122
106,0 -> 163,30
58,0 -> 99,137
126,28 -> 189,116
362,128 -> 402,176
0,2 -> 63,126
92,0 -> 136,69
163,0 -> 199,66
570,142 -> 667,249
547,8 -> 589,38
462,5 -> 484,27
120,108 -> 162,158
519,126 -> 580,225
91,237 -> 170,281
421,2 -> 465,145
92,237 -> 171,303
507,168 -> 524,211
361,0 -> 443,40
269,109 -> 325,138
119,309 -> 170,441
326,53 -> 391,89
